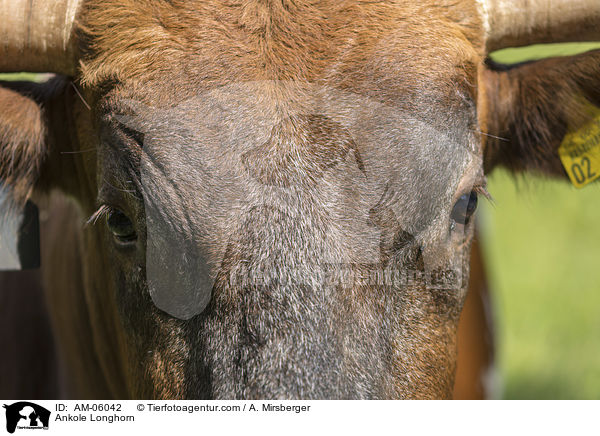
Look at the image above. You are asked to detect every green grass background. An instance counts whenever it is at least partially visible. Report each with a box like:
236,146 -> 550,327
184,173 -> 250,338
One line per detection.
2,42 -> 600,399
484,43 -> 600,399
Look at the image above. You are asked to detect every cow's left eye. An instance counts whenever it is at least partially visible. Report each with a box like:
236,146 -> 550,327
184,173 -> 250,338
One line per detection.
451,191 -> 478,226
106,209 -> 137,244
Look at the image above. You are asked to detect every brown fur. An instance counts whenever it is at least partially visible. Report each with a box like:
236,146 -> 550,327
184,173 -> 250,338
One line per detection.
0,84 -> 46,204
77,0 -> 483,90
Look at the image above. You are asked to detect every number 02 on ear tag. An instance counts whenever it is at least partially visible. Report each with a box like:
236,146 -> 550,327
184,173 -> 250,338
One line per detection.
558,102 -> 600,188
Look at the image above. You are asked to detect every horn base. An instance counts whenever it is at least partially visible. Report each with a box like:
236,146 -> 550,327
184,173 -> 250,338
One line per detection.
0,0 -> 80,75
483,0 -> 600,52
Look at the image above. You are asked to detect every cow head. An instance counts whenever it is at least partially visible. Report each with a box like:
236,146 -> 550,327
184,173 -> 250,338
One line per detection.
1,0 -> 599,399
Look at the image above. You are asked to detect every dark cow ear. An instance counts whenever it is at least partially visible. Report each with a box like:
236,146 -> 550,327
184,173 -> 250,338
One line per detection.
0,82 -> 47,270
480,49 -> 600,187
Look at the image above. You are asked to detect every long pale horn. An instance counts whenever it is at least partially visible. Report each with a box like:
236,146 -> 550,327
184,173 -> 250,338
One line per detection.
0,0 -> 80,75
481,0 -> 600,52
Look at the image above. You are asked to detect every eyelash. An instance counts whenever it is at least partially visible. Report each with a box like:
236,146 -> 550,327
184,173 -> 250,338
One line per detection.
473,185 -> 493,203
86,204 -> 113,226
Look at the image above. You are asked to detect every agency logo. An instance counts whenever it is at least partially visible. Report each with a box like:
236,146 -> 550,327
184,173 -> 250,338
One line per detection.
3,402 -> 50,434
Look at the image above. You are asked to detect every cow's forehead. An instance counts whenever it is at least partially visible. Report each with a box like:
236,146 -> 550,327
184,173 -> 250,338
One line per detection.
92,0 -> 484,164
80,0 -> 484,93
90,0 -> 486,228
94,0 -> 486,238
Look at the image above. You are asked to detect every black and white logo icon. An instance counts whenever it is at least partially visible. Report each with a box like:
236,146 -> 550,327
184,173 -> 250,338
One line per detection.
3,402 -> 50,433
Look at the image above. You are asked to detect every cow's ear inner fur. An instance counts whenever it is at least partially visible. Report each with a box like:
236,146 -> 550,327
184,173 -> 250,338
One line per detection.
0,81 -> 49,204
479,49 -> 600,178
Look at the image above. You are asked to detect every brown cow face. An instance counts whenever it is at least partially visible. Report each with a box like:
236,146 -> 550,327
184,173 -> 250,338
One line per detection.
0,1 -> 492,399
3,0 -> 599,403
66,2 -> 486,399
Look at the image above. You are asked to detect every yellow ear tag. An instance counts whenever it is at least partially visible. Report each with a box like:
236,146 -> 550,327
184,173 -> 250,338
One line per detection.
558,101 -> 600,188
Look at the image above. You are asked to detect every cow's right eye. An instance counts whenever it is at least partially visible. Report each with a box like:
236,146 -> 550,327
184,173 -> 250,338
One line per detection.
450,191 -> 478,226
106,209 -> 137,245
